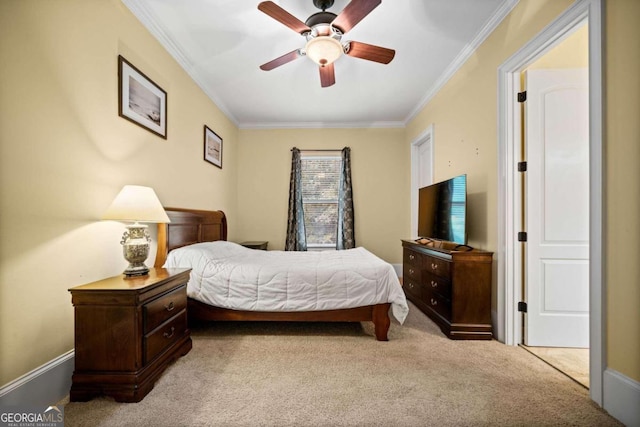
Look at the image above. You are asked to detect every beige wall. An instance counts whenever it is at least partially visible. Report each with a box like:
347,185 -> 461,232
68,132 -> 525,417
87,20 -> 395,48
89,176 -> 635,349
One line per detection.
527,24 -> 589,70
0,0 -> 238,385
237,128 -> 410,263
407,0 -> 640,383
605,0 -> 640,382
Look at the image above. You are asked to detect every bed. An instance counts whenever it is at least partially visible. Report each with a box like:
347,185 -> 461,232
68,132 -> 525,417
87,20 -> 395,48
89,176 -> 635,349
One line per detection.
153,207 -> 408,341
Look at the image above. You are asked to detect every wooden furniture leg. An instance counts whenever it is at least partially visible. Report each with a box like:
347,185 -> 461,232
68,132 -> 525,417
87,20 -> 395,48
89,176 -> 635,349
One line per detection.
372,303 -> 391,341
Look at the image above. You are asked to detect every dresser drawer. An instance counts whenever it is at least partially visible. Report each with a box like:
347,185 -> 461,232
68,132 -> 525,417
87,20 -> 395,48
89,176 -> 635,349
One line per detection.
424,255 -> 451,279
144,310 -> 187,364
403,278 -> 423,300
404,249 -> 423,267
144,285 -> 187,334
424,289 -> 451,320
404,264 -> 421,282
423,271 -> 451,299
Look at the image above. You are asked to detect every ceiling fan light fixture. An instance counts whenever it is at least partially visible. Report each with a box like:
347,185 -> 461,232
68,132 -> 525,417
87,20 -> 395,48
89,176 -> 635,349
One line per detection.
305,36 -> 343,66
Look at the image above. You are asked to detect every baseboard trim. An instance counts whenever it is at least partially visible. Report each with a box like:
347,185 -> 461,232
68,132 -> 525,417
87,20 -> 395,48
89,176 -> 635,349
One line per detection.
603,368 -> 640,427
392,263 -> 402,278
0,350 -> 74,406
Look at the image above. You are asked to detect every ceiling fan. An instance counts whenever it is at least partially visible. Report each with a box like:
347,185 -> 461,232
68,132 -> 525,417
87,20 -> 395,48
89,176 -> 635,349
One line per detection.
258,0 -> 395,88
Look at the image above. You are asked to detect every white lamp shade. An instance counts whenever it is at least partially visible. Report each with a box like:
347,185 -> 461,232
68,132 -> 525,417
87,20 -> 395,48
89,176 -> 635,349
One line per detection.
305,36 -> 343,66
102,185 -> 170,223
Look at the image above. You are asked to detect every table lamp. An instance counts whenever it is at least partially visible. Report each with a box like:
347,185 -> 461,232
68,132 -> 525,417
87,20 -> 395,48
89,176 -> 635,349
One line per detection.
102,185 -> 171,277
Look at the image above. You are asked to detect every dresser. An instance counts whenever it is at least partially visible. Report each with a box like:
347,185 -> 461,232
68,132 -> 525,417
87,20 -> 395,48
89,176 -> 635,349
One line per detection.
68,268 -> 192,402
402,240 -> 493,340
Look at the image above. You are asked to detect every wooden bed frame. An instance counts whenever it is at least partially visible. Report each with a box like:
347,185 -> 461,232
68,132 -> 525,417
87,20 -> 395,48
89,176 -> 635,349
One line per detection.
153,207 -> 391,341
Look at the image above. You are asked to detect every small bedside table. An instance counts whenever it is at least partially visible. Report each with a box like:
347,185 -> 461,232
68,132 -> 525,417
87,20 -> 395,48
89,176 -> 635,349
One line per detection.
68,268 -> 192,402
240,241 -> 268,250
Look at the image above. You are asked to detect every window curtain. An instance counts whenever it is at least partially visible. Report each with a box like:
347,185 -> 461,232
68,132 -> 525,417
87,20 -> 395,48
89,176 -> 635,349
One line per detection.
285,147 -> 307,251
337,147 -> 355,249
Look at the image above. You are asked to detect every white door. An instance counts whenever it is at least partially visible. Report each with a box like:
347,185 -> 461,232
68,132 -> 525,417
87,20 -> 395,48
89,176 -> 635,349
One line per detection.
411,129 -> 434,238
524,68 -> 589,348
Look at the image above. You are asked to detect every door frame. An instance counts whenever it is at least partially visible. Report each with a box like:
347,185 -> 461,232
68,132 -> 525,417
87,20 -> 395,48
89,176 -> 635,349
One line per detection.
496,0 -> 604,405
410,124 -> 435,237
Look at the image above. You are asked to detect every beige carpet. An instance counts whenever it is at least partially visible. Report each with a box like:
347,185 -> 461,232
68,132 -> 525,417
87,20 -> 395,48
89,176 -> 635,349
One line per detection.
522,345 -> 590,389
64,303 -> 620,426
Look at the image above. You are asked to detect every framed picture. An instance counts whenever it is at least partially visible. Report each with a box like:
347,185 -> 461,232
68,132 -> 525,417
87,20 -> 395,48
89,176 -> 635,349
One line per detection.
118,55 -> 167,139
204,126 -> 223,168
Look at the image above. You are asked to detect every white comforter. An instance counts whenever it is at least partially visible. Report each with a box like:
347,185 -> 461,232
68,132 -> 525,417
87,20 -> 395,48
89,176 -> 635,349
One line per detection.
163,241 -> 408,324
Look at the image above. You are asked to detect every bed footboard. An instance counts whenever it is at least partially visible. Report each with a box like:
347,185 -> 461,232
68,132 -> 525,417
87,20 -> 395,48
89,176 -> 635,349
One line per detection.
188,299 -> 392,341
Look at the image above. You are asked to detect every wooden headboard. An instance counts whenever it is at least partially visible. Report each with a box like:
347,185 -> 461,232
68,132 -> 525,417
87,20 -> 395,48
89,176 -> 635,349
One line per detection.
154,208 -> 227,268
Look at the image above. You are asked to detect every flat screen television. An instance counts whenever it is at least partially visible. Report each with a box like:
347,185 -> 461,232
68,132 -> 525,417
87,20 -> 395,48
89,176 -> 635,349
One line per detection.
417,174 -> 467,244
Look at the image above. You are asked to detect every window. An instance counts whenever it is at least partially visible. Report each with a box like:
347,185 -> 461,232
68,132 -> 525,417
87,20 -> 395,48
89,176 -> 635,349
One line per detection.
300,155 -> 342,248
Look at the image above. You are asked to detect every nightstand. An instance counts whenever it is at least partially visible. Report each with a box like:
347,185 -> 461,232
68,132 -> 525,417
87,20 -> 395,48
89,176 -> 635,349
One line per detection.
68,268 -> 192,402
240,241 -> 268,250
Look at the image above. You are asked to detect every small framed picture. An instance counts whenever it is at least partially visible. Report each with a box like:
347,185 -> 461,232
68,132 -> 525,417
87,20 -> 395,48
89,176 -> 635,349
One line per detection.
118,55 -> 167,139
204,125 -> 223,168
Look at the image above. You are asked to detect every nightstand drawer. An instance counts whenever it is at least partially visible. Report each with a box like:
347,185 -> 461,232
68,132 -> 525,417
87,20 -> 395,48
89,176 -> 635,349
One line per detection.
424,255 -> 451,279
144,285 -> 187,334
144,310 -> 187,365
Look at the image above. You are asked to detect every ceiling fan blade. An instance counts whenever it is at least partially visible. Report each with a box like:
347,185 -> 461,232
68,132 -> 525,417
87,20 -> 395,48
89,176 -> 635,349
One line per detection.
331,0 -> 381,34
319,63 -> 336,87
258,1 -> 311,34
260,49 -> 301,71
346,41 -> 395,64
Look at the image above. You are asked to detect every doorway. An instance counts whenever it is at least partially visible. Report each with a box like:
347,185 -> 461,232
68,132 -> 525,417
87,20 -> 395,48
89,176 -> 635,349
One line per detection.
497,0 -> 604,405
411,124 -> 434,237
519,26 -> 590,388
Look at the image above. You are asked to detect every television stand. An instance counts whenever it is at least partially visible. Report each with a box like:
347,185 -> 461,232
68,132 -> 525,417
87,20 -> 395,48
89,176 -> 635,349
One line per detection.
402,239 -> 493,340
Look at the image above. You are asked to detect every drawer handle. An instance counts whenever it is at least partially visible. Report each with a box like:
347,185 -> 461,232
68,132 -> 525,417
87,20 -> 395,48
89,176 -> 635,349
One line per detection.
163,327 -> 175,339
409,268 -> 414,275
431,280 -> 437,288
409,254 -> 415,260
408,283 -> 414,289
165,301 -> 175,312
430,298 -> 438,306
431,263 -> 438,271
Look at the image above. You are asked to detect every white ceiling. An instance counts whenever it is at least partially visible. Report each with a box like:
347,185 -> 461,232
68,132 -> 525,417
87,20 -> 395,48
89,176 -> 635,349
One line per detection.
123,0 -> 516,128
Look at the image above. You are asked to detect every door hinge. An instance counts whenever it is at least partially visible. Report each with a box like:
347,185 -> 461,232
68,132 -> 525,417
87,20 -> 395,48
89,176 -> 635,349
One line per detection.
518,161 -> 527,172
518,232 -> 527,242
518,301 -> 528,313
517,91 -> 527,102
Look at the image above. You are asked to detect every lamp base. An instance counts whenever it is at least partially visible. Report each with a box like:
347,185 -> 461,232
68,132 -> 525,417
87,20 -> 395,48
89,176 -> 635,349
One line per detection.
120,223 -> 151,277
123,264 -> 150,277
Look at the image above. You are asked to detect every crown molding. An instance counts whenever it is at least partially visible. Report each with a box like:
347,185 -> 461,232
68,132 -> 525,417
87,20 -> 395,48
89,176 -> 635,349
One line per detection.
238,120 -> 405,130
403,0 -> 520,125
121,0 -> 240,127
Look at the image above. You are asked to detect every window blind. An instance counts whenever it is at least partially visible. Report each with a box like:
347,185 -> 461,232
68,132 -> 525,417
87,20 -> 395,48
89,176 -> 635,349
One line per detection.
301,156 -> 341,246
